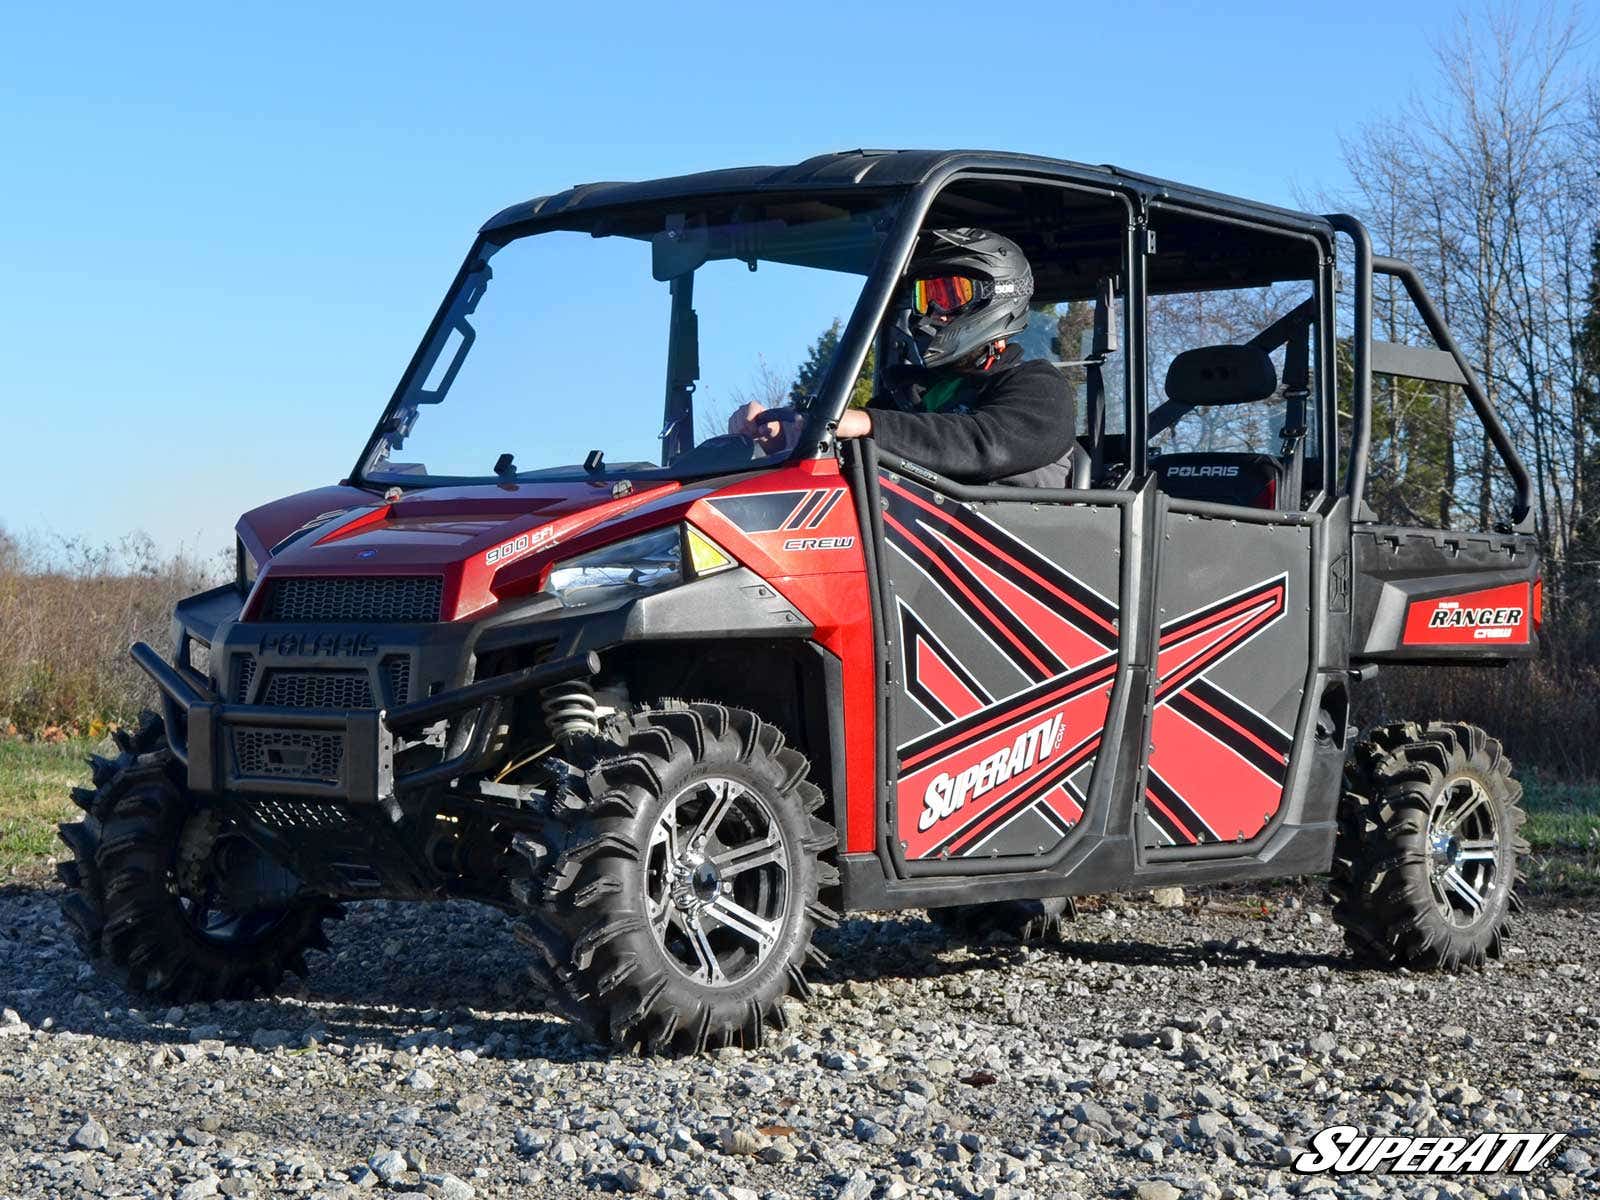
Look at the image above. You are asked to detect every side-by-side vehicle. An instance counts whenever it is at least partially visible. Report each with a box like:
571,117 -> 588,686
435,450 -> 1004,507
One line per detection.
59,150 -> 1538,1052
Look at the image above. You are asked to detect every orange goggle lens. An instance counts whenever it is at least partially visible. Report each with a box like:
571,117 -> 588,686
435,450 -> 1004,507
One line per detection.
912,274 -> 980,315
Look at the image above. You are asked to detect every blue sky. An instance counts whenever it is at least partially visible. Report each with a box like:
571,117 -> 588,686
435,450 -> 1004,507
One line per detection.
1,0 -> 1499,557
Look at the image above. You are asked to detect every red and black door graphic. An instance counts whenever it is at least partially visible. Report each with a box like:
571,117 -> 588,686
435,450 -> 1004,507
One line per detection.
881,472 -> 1299,860
881,473 -> 1122,861
1142,578 -> 1293,846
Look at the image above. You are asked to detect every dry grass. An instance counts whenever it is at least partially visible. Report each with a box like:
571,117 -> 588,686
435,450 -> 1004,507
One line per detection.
1358,627 -> 1600,781
0,529 -> 223,737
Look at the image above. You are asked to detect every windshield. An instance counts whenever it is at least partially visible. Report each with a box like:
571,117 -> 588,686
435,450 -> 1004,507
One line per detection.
358,193 -> 901,488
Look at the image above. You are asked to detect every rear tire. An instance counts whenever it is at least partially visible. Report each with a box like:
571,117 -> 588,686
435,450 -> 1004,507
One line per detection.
515,704 -> 839,1053
1329,721 -> 1526,970
57,711 -> 339,1001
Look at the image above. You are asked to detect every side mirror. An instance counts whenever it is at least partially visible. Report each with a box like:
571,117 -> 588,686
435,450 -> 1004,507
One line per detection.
1095,276 -> 1120,355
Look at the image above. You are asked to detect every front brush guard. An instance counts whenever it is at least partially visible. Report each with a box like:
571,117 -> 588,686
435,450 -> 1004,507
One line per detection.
131,640 -> 598,805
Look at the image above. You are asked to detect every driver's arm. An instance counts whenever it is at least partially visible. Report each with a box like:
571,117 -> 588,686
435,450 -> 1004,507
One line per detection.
842,363 -> 1075,483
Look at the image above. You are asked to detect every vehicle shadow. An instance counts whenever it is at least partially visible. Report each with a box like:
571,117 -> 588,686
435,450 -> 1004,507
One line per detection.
0,880 -> 1441,1063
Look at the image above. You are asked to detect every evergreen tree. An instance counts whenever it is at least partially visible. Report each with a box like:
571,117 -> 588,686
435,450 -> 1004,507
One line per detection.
792,319 -> 875,408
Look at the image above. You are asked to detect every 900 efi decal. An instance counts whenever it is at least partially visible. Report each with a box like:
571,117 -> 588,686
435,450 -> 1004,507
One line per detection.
1403,581 -> 1533,647
881,473 -> 1292,859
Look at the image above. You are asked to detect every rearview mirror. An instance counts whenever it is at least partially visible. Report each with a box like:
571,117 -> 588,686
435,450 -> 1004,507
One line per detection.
1096,276 -> 1120,355
652,219 -> 709,281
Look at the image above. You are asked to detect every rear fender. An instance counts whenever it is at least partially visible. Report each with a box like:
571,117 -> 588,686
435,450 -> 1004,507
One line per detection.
1350,524 -> 1539,663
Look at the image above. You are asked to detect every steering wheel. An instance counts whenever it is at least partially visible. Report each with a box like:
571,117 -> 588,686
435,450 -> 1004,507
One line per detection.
669,433 -> 765,474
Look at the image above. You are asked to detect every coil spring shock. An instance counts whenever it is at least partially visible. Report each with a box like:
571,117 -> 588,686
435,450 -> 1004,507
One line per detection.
541,678 -> 599,743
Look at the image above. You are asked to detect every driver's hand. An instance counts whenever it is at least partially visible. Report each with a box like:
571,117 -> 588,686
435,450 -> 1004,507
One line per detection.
728,402 -> 800,450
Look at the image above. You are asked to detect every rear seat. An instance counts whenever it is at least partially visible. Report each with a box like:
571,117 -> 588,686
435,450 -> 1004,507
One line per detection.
1152,344 -> 1283,510
1152,452 -> 1281,508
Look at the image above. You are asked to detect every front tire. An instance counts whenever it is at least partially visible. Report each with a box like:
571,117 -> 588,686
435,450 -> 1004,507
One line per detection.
1329,721 -> 1526,970
516,704 -> 839,1053
57,712 -> 339,1001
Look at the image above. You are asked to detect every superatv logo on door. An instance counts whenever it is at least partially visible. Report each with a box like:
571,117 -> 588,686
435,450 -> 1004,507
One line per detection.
919,713 -> 1065,832
1404,582 -> 1532,647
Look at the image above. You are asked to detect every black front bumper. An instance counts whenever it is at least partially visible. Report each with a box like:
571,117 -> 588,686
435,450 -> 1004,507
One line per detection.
133,640 -> 597,804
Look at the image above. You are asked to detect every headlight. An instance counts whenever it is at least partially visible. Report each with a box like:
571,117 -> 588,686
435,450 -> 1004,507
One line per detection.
543,527 -> 683,609
236,537 -> 260,593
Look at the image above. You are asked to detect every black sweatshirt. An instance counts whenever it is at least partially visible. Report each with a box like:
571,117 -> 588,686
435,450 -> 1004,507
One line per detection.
866,345 -> 1077,484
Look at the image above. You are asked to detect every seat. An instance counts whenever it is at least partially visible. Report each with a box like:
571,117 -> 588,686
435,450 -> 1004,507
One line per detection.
1152,344 -> 1283,510
1152,452 -> 1281,508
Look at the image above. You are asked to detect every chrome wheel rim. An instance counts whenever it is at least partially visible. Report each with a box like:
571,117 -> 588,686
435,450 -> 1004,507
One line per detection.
1426,776 -> 1501,928
644,776 -> 790,987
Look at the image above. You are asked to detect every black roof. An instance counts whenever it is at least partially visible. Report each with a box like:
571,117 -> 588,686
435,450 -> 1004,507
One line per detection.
480,149 -> 1331,238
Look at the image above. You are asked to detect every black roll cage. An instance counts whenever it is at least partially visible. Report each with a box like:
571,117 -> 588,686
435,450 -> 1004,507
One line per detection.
811,167 -> 1533,532
349,152 -> 1534,534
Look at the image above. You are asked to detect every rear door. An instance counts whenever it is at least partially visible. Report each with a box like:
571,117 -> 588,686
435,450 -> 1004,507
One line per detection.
1136,204 -> 1332,853
1142,505 -> 1314,847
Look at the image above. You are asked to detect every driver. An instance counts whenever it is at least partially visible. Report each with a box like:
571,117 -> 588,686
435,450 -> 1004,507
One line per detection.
729,228 -> 1077,486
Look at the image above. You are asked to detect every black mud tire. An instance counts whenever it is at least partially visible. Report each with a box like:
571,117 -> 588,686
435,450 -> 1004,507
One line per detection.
1329,721 -> 1527,971
928,897 -> 1075,944
56,711 -> 339,1001
515,704 -> 839,1054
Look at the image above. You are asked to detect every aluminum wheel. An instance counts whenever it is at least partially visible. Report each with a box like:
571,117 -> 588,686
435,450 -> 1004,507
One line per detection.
1426,776 -> 1502,927
644,776 -> 791,987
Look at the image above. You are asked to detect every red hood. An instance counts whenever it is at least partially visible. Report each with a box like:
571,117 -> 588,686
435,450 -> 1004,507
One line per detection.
238,479 -> 698,619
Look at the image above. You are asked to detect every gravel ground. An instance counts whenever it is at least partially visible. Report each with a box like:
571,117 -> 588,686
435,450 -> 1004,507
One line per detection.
1,881 -> 1596,1200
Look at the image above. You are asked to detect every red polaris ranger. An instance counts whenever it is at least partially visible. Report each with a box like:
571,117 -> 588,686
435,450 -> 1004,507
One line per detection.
59,151 -> 1541,1053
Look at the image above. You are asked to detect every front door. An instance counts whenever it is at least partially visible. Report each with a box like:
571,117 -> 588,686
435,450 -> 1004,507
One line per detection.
879,466 -> 1129,865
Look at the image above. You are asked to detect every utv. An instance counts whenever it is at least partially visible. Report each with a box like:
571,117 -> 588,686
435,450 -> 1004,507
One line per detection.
59,150 -> 1540,1053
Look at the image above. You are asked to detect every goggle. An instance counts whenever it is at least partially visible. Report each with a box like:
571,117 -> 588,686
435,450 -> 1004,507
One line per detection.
910,274 -> 991,316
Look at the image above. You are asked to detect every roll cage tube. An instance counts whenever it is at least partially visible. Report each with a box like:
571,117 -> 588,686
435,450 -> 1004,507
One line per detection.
795,185 -> 931,455
1324,213 -> 1533,533
1371,254 -> 1534,531
798,167 -> 1140,459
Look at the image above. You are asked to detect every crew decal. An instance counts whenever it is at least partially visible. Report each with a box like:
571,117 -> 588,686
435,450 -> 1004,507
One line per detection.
1403,582 -> 1533,647
881,471 -> 1294,858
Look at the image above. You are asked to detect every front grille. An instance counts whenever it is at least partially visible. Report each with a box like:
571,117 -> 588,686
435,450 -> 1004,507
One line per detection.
382,655 -> 412,706
232,728 -> 344,782
260,576 -> 443,623
234,654 -> 257,702
260,669 -> 374,710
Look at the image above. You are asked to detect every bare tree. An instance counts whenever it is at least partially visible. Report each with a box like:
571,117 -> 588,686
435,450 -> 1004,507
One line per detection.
1319,2 -> 1596,593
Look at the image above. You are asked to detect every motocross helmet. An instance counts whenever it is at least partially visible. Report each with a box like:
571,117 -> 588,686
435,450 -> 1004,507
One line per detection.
901,228 -> 1034,368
